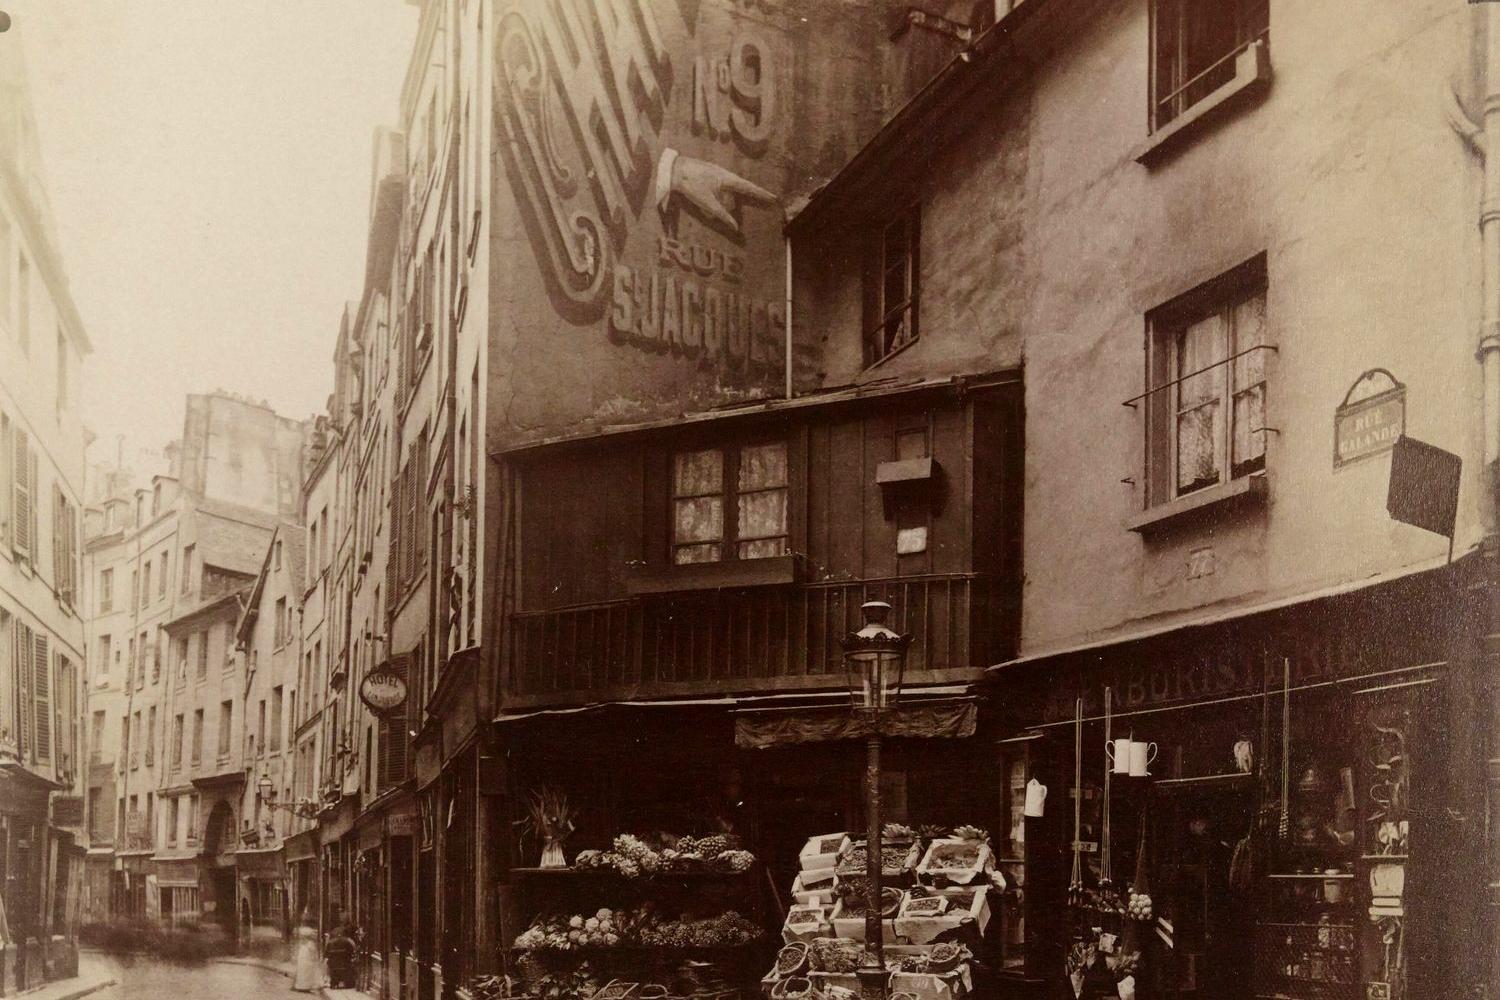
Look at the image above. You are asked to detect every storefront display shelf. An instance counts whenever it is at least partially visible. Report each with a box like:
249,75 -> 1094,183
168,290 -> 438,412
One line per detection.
510,866 -> 754,880
511,942 -> 762,956
1154,771 -> 1255,788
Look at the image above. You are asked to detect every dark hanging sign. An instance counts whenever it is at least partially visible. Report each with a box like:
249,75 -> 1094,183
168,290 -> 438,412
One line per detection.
1334,369 -> 1405,468
51,795 -> 85,827
359,655 -> 410,718
1387,436 -> 1461,539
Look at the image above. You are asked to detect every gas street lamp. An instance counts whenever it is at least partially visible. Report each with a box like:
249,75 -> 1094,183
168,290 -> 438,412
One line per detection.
843,600 -> 912,1000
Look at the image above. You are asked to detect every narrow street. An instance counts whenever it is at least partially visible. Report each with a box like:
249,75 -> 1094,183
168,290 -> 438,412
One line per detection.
86,954 -> 306,1000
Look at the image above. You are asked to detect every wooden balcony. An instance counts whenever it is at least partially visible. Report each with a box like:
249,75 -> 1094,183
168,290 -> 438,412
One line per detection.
507,573 -> 1005,706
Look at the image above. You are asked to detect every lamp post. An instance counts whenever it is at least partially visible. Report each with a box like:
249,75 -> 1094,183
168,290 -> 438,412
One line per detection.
843,600 -> 912,1000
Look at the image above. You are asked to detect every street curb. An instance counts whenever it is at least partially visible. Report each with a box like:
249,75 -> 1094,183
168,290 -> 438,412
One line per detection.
21,978 -> 117,1000
211,957 -> 295,978
53,979 -> 117,1000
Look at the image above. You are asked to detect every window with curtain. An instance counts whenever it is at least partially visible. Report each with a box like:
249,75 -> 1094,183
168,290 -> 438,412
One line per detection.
1151,0 -> 1268,129
672,442 -> 789,565
1146,257 -> 1268,505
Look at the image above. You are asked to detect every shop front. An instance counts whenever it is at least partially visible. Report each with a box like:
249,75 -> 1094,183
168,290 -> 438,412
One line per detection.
236,846 -> 288,941
496,688 -> 1004,1000
987,565 -> 1481,1000
285,829 -> 319,930
153,856 -> 202,928
0,770 -> 65,994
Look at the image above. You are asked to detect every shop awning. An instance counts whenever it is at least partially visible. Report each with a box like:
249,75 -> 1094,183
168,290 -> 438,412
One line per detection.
233,847 -> 286,878
285,830 -> 318,862
494,685 -> 978,748
733,694 -> 977,749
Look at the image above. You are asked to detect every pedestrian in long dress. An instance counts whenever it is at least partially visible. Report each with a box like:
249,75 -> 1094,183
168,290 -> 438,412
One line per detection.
292,914 -> 323,992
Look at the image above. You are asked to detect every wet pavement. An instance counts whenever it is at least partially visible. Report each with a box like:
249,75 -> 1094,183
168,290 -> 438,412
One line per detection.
87,954 -> 307,999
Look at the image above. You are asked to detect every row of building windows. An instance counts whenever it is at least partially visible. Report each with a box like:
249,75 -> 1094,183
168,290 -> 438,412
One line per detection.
100,541 -> 195,617
122,699 -> 234,772
0,211 -> 75,423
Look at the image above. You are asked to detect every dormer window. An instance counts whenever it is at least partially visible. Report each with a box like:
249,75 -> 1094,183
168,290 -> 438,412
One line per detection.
864,204 -> 920,368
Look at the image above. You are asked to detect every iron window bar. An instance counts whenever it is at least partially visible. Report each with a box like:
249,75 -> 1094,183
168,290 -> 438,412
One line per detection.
1121,343 -> 1277,408
1154,30 -> 1269,117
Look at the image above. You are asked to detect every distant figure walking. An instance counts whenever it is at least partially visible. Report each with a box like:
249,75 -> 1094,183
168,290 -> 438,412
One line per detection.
292,913 -> 323,992
324,919 -> 358,990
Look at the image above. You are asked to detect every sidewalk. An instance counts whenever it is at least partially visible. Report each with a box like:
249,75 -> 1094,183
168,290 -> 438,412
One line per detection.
14,954 -> 115,1000
213,954 -> 376,1000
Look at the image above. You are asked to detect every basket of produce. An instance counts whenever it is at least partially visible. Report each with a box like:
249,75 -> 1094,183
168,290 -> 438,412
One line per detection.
926,943 -> 964,974
774,943 -> 810,978
768,977 -> 813,1000
590,982 -> 641,1000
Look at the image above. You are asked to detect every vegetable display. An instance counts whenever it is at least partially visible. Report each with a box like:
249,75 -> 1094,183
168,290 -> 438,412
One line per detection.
514,905 -> 760,951
571,833 -> 755,877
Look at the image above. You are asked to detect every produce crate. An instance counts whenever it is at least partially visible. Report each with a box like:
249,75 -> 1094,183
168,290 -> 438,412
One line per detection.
894,887 -> 990,945
829,897 -> 903,943
915,840 -> 993,887
790,870 -> 837,906
890,968 -> 970,1000
782,904 -> 832,944
799,834 -> 850,874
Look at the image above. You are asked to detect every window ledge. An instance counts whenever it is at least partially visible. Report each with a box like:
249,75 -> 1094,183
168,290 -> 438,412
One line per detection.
1126,473 -> 1267,535
627,553 -> 803,596
1134,39 -> 1271,168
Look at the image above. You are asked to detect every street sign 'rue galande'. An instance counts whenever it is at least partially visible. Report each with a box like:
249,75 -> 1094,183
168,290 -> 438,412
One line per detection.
1334,369 -> 1405,468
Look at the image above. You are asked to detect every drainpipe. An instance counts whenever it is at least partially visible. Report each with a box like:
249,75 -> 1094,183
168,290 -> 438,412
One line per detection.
1480,7 -> 1500,994
786,230 -> 798,398
1481,5 -> 1500,469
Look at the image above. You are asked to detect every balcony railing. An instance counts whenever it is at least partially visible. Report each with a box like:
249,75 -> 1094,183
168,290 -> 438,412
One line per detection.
509,573 -> 1002,702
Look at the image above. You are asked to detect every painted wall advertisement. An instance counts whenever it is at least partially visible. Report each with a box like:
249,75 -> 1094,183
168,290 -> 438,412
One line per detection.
493,0 -> 893,437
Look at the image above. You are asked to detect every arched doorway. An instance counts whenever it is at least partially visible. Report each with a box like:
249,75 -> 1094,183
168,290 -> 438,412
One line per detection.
200,801 -> 238,942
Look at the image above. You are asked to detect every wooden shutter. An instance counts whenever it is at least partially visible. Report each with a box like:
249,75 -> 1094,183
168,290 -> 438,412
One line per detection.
14,622 -> 31,760
33,631 -> 50,762
13,427 -> 31,559
0,413 -> 10,550
388,469 -> 403,600
378,653 -> 410,789
52,485 -> 63,595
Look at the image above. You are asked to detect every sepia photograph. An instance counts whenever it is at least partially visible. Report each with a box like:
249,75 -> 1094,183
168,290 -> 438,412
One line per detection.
0,1 -> 1492,999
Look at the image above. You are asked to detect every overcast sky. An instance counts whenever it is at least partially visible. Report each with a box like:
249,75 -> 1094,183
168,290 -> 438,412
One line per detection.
13,0 -> 417,473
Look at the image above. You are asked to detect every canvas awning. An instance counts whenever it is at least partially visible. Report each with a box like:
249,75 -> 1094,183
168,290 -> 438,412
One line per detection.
732,695 -> 977,749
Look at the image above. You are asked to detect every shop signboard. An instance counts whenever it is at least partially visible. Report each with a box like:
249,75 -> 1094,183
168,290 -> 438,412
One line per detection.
50,795 -> 85,827
359,655 -> 410,718
491,0 -> 897,443
1387,435 -> 1461,540
1035,573 -> 1445,725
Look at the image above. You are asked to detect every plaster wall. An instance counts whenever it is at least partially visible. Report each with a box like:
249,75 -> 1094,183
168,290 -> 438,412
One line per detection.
790,0 -> 1479,656
485,0 -> 910,447
1014,0 -> 1481,651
